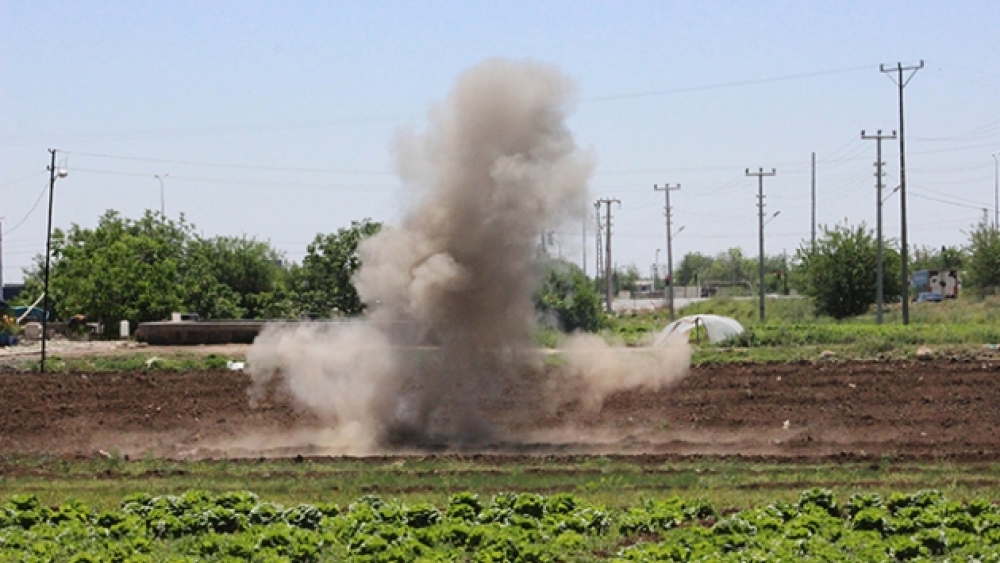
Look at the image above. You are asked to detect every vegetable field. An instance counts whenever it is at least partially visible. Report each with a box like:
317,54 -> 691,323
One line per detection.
2,357 -> 1000,559
4,488 -> 1000,561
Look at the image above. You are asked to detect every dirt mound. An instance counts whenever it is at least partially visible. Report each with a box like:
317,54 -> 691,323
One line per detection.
2,359 -> 998,460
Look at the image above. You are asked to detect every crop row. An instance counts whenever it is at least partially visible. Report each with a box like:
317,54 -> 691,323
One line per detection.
1,488 -> 999,561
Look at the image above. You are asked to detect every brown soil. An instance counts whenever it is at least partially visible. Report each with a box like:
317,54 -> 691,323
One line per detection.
2,358 -> 999,460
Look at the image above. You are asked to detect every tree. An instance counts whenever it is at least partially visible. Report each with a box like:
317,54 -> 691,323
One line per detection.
24,211 -> 191,336
534,260 -> 606,332
674,252 -> 714,286
964,221 -> 1000,294
22,210 -> 296,335
186,236 -> 292,319
616,264 -> 641,292
912,244 -> 965,272
796,222 -> 901,319
293,219 -> 382,316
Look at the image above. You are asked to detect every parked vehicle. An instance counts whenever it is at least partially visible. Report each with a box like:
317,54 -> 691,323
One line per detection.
911,269 -> 959,300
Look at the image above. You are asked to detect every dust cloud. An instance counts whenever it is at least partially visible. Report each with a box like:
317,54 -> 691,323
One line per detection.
247,58 -> 690,454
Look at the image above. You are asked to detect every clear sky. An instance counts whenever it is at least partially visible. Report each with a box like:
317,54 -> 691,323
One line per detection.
3,1 -> 998,284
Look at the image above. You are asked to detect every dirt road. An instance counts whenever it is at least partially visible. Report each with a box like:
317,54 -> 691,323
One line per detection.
2,359 -> 997,460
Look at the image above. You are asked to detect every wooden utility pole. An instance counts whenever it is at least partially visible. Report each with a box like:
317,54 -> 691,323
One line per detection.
746,168 -> 776,323
862,129 -> 897,325
881,60 -> 922,324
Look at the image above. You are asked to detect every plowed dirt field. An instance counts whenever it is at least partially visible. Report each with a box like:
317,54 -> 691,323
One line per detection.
2,359 -> 998,460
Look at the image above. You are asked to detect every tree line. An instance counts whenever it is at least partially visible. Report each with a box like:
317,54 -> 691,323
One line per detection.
17,211 -> 381,337
19,209 -> 1000,336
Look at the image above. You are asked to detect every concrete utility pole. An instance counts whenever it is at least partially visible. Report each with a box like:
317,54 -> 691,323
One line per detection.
582,203 -> 587,276
811,152 -> 817,252
594,201 -> 603,282
862,130 -> 897,325
0,219 -> 4,298
597,198 -> 620,313
993,153 -> 998,230
746,168 -> 776,323
881,60 -> 923,324
654,183 -> 680,320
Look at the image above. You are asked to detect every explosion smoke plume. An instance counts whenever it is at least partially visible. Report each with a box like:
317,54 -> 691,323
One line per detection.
248,59 -> 690,453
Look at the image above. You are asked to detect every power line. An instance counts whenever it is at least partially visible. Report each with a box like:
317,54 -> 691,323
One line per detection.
583,65 -> 873,103
3,181 -> 49,236
62,150 -> 393,175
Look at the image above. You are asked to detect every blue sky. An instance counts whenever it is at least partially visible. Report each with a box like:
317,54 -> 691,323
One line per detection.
3,1 -> 999,283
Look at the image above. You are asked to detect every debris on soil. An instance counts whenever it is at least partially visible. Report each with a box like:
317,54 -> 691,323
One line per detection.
0,359 -> 998,460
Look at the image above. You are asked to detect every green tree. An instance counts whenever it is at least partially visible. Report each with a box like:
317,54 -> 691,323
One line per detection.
24,211 -> 191,336
912,244 -> 965,272
186,236 -> 292,319
964,221 -> 1000,294
293,219 -> 382,317
796,222 -> 901,319
674,252 -> 714,286
22,211 -> 296,334
534,260 -> 606,332
616,264 -> 641,292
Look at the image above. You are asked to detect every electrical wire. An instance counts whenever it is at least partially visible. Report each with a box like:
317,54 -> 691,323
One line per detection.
3,182 -> 48,236
582,65 -> 874,103
61,151 -> 394,175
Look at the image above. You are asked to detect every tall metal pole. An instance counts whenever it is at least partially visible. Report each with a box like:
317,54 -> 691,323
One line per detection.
594,201 -> 603,282
654,183 -> 680,320
582,203 -> 587,276
653,248 -> 660,288
0,219 -> 4,299
863,130 -> 897,325
42,149 -> 58,373
993,153 -> 998,230
746,168 -> 776,323
811,152 -> 816,252
597,198 -> 620,313
881,60 -> 922,324
154,173 -> 168,217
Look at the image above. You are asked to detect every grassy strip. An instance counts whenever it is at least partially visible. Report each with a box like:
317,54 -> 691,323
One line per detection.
1,455 -> 997,512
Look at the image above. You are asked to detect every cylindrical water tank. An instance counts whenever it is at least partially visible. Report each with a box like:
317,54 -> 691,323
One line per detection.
119,320 -> 130,340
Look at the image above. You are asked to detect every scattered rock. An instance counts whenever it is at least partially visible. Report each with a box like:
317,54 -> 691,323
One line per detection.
916,346 -> 934,359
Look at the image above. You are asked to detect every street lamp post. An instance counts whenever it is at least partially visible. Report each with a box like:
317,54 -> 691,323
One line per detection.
154,173 -> 168,217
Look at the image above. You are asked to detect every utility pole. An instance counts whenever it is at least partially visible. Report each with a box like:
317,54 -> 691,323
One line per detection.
582,203 -> 587,276
42,149 -> 62,374
597,198 -> 620,313
881,60 -> 922,324
746,168 -> 776,323
862,130 -> 897,325
654,183 -> 680,320
594,201 -> 603,282
993,153 -> 998,230
811,152 -> 817,251
0,219 -> 4,298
